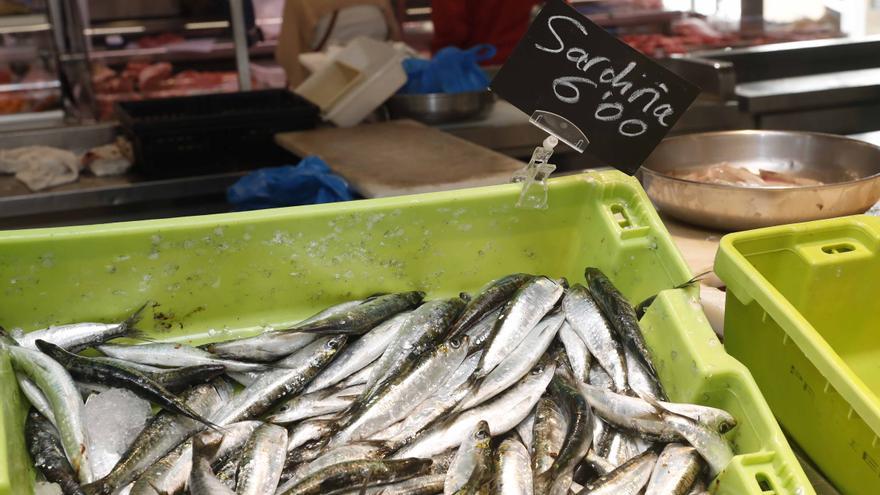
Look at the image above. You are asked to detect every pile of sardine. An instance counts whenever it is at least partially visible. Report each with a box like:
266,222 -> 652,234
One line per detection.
1,267 -> 737,495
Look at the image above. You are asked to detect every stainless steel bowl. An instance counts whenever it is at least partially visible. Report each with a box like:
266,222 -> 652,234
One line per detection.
386,91 -> 495,124
640,130 -> 880,231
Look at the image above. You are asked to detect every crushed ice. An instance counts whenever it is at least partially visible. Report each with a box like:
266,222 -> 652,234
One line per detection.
84,388 -> 152,478
34,481 -> 62,495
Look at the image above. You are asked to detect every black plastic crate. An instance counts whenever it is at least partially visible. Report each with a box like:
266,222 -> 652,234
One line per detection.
116,89 -> 320,178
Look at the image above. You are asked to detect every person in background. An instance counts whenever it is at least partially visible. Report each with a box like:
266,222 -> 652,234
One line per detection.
276,0 -> 402,86
430,0 -> 543,65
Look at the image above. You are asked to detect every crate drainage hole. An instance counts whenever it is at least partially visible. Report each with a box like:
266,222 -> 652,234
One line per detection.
755,473 -> 777,494
610,204 -> 633,229
822,243 -> 855,255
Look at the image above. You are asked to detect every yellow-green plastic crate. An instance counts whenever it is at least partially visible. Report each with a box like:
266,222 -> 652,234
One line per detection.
717,215 -> 880,494
0,171 -> 811,495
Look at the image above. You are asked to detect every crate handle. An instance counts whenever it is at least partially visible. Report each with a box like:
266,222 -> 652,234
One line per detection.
821,243 -> 855,255
606,203 -> 650,240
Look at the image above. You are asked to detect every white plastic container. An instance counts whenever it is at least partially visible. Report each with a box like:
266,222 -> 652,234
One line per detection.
295,37 -> 406,127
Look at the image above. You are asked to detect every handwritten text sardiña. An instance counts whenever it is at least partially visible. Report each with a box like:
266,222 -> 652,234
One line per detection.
535,15 -> 677,137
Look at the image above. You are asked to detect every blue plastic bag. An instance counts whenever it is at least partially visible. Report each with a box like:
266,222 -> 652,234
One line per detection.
398,45 -> 497,94
227,156 -> 355,211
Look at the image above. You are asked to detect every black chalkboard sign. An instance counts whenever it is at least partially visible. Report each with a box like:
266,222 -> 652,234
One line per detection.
490,0 -> 700,174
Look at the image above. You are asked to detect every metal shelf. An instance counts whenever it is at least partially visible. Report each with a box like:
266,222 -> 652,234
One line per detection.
0,13 -> 49,34
82,40 -> 277,65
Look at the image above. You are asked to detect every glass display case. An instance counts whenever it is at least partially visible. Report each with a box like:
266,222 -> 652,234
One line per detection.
0,0 -> 63,129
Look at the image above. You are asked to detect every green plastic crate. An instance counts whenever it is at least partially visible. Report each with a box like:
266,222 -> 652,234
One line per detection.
0,171 -> 811,495
717,215 -> 880,494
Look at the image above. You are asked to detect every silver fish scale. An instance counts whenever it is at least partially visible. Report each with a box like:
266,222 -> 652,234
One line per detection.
563,285 -> 629,393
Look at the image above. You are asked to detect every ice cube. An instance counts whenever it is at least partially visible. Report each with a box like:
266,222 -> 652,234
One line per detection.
34,482 -> 62,495
84,388 -> 153,478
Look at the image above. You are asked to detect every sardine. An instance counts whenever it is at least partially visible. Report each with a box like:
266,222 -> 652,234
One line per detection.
26,411 -> 85,495
598,429 -> 645,468
305,311 -> 411,393
394,354 -> 555,459
277,441 -> 391,493
557,321 -> 591,384
493,434 -> 533,495
460,313 -> 561,410
203,299 -> 364,361
584,267 -> 662,394
266,384 -> 364,424
373,351 -> 481,444
444,420 -> 492,494
36,340 -> 217,428
515,412 -> 535,456
654,401 -> 737,434
686,477 -> 709,495
363,298 -> 464,400
235,423 -> 288,495
281,437 -> 330,479
205,331 -> 317,363
544,377 -> 594,495
623,346 -> 665,401
477,277 -> 563,377
146,364 -> 227,392
88,359 -> 225,392
367,473 -> 445,494
658,409 -> 733,477
5,343 -> 93,483
130,421 -> 261,495
339,360 -> 377,388
97,342 -> 268,373
335,336 -> 469,445
531,396 -> 568,491
209,335 -> 347,425
277,458 -> 433,495
82,380 -> 231,494
644,443 -> 702,495
578,449 -> 658,495
189,431 -> 235,495
449,273 -> 533,339
583,449 -> 615,477
297,291 -> 425,335
18,375 -> 56,425
578,384 -> 679,442
286,419 -> 336,452
562,285 -> 628,393
16,303 -> 147,352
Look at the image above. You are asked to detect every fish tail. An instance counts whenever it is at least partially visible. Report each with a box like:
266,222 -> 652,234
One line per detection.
124,301 -> 150,327
676,269 -> 713,289
196,415 -> 225,432
120,301 -> 152,340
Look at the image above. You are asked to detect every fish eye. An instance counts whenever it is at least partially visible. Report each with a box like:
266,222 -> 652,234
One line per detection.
327,340 -> 340,349
530,364 -> 545,375
449,337 -> 463,349
475,429 -> 490,440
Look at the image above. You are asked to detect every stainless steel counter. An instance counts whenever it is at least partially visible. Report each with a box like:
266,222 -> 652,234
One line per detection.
0,95 -> 749,228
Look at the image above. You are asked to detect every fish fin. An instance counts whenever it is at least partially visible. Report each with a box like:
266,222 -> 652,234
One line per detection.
79,480 -> 110,495
635,390 -> 677,420
635,271 -> 713,319
634,295 -> 657,320
124,328 -> 155,343
335,393 -> 363,400
200,417 -> 225,432
675,270 -> 713,289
